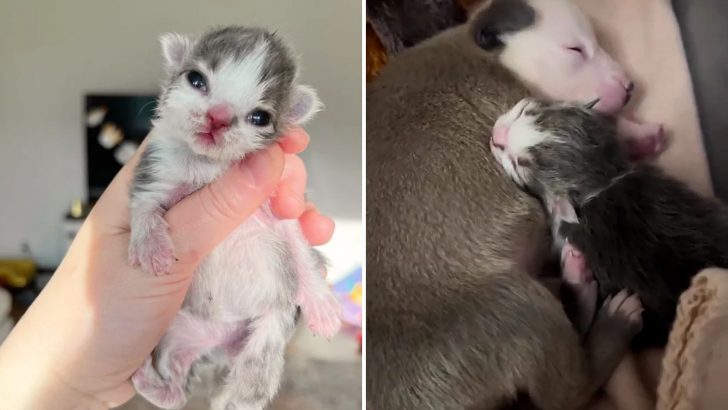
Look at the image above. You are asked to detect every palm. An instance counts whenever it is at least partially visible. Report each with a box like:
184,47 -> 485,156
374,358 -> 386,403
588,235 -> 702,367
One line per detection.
0,128 -> 334,407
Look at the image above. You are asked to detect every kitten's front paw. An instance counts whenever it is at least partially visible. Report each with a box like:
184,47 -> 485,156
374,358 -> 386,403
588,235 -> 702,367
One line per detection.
593,289 -> 644,340
132,357 -> 187,409
618,118 -> 667,161
129,224 -> 175,275
299,290 -> 342,340
560,242 -> 593,285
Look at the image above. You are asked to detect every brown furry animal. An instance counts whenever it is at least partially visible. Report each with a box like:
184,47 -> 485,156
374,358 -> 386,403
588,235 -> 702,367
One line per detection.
366,1 -> 643,409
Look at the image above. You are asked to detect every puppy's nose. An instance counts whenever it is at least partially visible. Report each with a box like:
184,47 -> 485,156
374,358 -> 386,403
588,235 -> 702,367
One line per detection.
491,126 -> 508,150
207,104 -> 235,130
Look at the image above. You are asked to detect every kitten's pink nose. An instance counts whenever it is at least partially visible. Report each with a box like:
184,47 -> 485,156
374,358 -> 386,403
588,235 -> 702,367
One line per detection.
491,125 -> 508,150
207,104 -> 234,130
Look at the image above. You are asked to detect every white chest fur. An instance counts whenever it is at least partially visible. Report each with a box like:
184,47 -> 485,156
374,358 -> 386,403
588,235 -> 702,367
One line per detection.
143,137 -> 300,321
184,207 -> 298,321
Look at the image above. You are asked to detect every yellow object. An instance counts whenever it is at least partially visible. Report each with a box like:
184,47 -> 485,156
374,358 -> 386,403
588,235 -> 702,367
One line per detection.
0,259 -> 37,288
350,283 -> 362,305
70,199 -> 84,218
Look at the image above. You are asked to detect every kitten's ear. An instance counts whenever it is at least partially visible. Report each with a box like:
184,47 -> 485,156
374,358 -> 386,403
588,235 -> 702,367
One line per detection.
160,33 -> 192,71
584,98 -> 600,110
548,195 -> 579,224
285,85 -> 323,125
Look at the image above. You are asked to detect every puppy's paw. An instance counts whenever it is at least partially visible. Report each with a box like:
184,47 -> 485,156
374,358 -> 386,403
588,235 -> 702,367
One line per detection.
593,289 -> 644,339
299,289 -> 342,340
129,224 -> 175,275
132,357 -> 187,409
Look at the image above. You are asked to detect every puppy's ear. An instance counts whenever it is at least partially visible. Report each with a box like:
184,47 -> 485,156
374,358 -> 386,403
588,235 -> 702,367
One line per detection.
285,85 -> 323,125
160,33 -> 192,71
584,98 -> 600,110
471,0 -> 536,50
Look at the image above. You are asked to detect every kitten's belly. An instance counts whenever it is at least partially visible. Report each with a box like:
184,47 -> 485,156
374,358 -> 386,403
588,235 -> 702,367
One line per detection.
183,206 -> 297,321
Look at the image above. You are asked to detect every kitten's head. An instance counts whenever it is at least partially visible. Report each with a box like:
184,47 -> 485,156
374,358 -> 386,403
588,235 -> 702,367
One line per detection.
155,26 -> 321,161
490,98 -> 627,220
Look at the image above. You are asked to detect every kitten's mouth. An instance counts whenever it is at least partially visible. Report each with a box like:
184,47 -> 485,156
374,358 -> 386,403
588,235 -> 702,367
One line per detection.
195,128 -> 226,147
196,131 -> 217,146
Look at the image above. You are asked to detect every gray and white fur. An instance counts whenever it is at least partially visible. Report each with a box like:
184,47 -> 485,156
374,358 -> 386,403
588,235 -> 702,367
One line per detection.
128,26 -> 341,410
490,97 -> 728,348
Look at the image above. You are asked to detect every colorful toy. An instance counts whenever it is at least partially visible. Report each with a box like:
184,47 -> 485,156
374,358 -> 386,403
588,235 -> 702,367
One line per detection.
332,266 -> 362,329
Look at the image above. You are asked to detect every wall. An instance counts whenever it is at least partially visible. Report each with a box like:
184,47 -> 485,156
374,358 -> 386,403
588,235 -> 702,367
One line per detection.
0,0 -> 362,266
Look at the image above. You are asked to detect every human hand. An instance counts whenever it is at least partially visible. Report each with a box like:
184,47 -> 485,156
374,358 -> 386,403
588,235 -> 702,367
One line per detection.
0,127 -> 334,409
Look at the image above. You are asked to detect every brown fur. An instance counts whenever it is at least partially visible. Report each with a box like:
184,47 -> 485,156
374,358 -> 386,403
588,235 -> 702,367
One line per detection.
366,17 -> 636,410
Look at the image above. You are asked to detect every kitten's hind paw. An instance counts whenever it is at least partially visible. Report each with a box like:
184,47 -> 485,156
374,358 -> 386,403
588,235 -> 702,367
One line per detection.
132,356 -> 188,409
299,291 -> 343,340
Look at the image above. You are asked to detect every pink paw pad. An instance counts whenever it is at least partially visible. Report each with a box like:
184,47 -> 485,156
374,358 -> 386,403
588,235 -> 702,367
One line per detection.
299,292 -> 342,340
132,358 -> 187,409
561,243 -> 593,285
624,124 -> 666,161
129,227 -> 176,275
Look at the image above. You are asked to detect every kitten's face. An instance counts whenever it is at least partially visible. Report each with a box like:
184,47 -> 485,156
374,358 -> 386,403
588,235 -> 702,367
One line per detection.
155,27 -> 320,161
490,98 -> 622,196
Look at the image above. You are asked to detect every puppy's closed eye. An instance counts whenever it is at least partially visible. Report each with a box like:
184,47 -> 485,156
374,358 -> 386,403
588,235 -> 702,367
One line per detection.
566,46 -> 585,57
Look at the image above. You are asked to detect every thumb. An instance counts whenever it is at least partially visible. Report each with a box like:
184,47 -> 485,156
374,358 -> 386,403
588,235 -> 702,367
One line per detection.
164,144 -> 285,268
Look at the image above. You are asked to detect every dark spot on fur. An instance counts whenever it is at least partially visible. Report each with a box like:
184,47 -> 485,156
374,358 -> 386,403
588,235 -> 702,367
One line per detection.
131,143 -> 160,197
471,0 -> 536,50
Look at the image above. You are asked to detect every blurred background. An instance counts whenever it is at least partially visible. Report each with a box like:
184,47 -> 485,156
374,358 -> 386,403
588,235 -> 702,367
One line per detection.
0,1 -> 362,409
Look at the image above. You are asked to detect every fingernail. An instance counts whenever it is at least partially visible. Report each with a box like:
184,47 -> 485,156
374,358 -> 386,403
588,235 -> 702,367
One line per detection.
240,150 -> 273,187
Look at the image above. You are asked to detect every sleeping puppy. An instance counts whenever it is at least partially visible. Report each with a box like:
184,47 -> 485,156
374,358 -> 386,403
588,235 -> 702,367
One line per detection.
367,0 -> 652,409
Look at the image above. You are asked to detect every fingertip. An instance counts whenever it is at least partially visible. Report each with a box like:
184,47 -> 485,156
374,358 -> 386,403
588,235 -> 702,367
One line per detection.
278,127 -> 310,154
300,209 -> 335,246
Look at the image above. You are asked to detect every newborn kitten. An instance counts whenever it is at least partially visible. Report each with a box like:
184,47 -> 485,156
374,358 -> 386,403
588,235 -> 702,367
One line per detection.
490,98 -> 728,348
128,26 -> 341,410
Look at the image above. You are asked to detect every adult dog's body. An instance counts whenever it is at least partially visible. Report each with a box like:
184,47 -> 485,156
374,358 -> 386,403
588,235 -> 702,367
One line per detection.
366,1 -> 642,408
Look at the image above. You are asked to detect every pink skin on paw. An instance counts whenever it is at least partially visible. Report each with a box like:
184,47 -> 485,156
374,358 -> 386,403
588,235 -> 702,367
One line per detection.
132,357 -> 187,409
131,313 -> 236,408
298,290 -> 342,340
561,242 -> 593,285
604,289 -> 644,328
617,118 -> 667,161
129,225 -> 175,275
279,219 -> 343,340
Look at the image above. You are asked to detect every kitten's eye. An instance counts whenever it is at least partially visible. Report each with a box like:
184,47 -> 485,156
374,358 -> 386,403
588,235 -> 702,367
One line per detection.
186,70 -> 207,92
247,110 -> 271,127
567,46 -> 584,56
